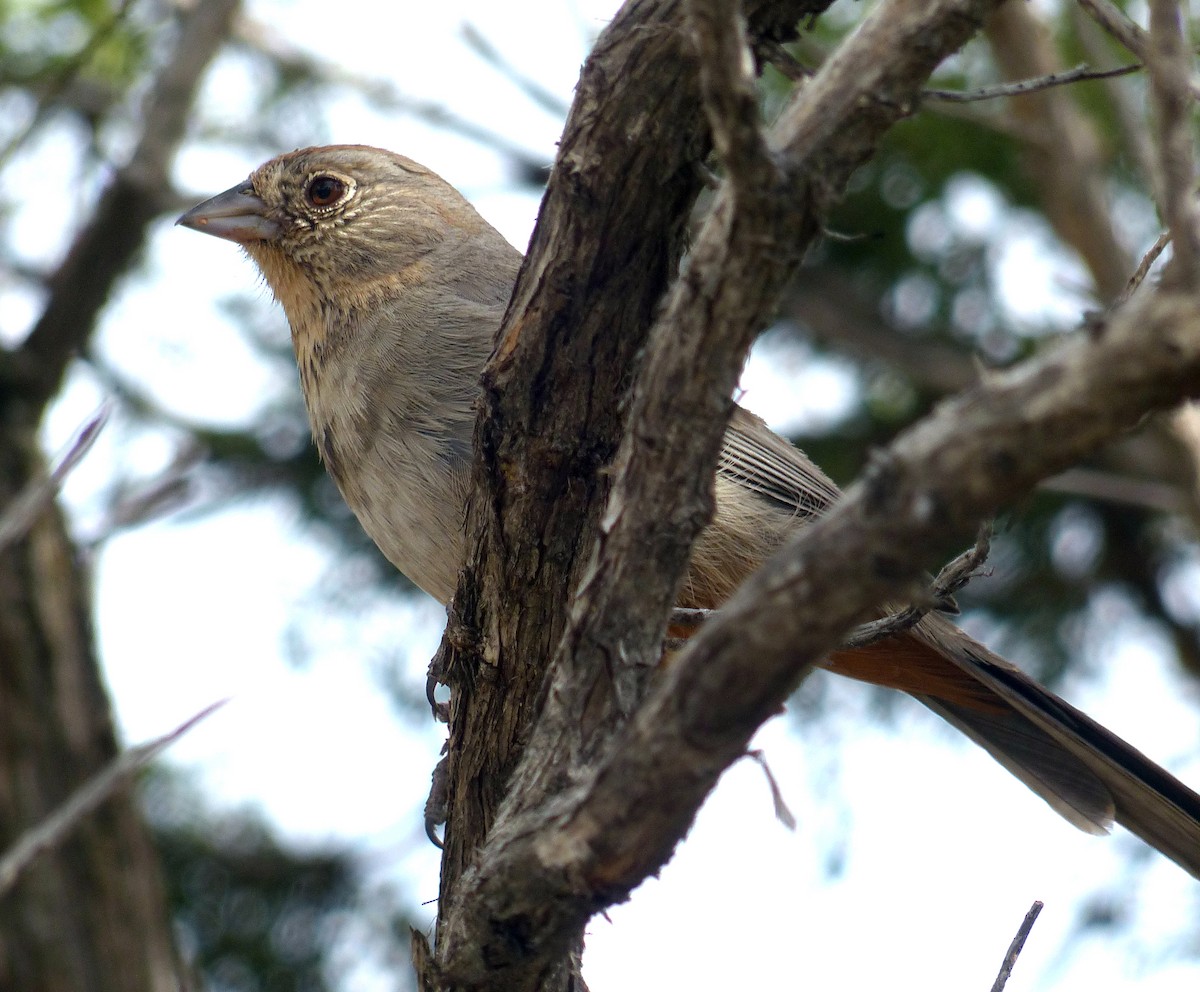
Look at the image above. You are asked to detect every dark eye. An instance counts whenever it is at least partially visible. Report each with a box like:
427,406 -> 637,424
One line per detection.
306,175 -> 345,208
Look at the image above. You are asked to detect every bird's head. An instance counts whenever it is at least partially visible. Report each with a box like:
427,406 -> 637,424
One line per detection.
178,145 -> 498,320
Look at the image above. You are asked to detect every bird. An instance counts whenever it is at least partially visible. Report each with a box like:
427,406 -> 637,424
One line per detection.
178,144 -> 1200,877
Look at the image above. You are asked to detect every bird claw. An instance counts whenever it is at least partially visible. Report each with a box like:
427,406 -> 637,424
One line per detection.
424,750 -> 449,848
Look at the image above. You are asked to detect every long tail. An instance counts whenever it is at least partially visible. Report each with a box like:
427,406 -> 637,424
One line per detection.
828,611 -> 1200,878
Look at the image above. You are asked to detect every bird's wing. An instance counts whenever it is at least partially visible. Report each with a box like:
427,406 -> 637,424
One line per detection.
718,406 -> 841,519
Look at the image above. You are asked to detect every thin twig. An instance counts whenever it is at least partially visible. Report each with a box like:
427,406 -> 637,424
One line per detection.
746,750 -> 796,830
1040,464 -> 1183,513
0,700 -> 227,898
1070,3 -> 1157,185
0,406 -> 109,553
461,23 -> 571,118
760,39 -> 813,82
1112,230 -> 1173,307
925,61 -> 1140,103
1078,0 -> 1200,99
236,16 -> 549,181
1076,0 -> 1150,59
989,900 -> 1044,992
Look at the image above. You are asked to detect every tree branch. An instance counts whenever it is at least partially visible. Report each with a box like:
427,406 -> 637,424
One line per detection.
431,1 -> 1009,986
0,407 -> 107,553
447,280 -> 1200,989
432,0 -> 832,933
0,702 -> 224,899
1147,0 -> 1200,285
989,900 -> 1043,992
14,0 -> 240,409
985,2 -> 1131,300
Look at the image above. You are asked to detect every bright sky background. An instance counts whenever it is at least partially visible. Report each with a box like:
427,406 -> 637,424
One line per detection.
20,0 -> 1200,989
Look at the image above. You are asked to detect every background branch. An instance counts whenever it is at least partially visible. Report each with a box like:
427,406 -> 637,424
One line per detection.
15,0 -> 241,407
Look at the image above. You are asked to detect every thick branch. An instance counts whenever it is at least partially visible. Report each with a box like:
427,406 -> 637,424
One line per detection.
432,0 -> 830,931
433,0 -> 1008,985
446,282 -> 1200,988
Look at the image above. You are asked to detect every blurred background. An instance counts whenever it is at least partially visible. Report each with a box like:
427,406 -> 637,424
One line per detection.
2,0 -> 1199,990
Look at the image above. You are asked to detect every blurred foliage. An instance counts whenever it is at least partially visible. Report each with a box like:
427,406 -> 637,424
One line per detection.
144,769 -> 420,992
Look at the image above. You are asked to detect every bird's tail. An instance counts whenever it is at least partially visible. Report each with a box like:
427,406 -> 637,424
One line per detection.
828,611 -> 1200,878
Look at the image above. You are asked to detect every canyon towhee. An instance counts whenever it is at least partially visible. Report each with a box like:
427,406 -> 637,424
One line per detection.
179,144 -> 1200,876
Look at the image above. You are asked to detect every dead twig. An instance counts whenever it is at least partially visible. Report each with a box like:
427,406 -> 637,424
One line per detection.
0,406 -> 109,553
746,749 -> 797,830
461,23 -> 570,118
1113,230 -> 1173,308
925,61 -> 1140,103
1077,0 -> 1200,100
0,700 -> 226,898
990,900 -> 1044,992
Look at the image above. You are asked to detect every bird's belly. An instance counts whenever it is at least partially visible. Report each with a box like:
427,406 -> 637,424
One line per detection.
351,469 -> 466,603
322,421 -> 468,604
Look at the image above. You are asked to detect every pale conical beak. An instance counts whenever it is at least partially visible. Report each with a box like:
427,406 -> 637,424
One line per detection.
176,180 -> 282,244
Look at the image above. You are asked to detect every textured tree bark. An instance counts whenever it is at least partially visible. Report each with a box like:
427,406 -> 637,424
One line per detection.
420,1 -> 1015,990
434,0 -> 830,921
0,421 -> 184,992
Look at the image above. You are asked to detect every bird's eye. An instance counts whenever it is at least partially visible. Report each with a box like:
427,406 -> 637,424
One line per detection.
306,175 -> 346,208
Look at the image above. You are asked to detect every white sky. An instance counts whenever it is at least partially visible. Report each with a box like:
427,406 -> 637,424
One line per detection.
21,1 -> 1200,989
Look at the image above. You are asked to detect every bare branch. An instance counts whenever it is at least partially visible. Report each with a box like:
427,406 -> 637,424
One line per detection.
1078,0 -> 1200,101
745,750 -> 797,830
484,283 -> 1197,986
687,0 -> 777,189
1070,3 -> 1157,183
461,23 -> 571,118
0,701 -> 226,899
925,61 -> 1141,103
1113,230 -> 1173,307
760,39 -> 814,82
1077,0 -> 1151,58
1040,465 -> 1186,513
236,17 -> 549,180
0,406 -> 108,553
1147,0 -> 1200,284
989,901 -> 1044,992
985,2 -> 1131,300
17,0 -> 240,409
434,1 -> 1011,984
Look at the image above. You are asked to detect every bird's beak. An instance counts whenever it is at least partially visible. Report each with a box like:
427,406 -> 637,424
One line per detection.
176,180 -> 282,244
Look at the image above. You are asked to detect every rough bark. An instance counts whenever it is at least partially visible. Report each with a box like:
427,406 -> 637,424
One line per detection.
422,1 -> 1018,989
434,0 -> 830,929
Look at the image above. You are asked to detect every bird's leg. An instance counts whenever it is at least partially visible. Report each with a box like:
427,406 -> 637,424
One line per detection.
665,523 -> 992,653
844,522 -> 993,649
424,742 -> 450,848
